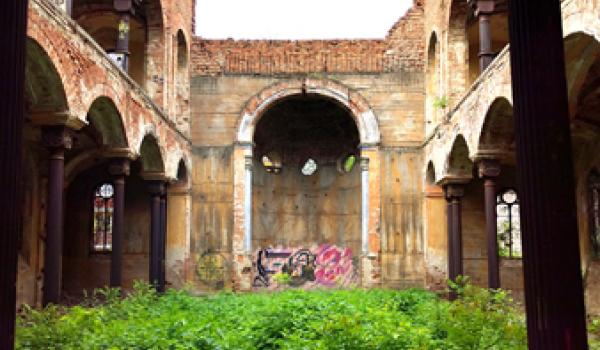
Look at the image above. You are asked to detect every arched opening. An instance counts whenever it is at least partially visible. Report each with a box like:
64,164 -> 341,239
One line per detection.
251,94 -> 361,289
567,34 -> 600,315
70,0 -> 164,92
447,0 -> 471,104
25,39 -> 68,114
71,1 -> 148,85
465,6 -> 509,84
175,30 -> 190,131
139,134 -> 165,174
87,96 -> 127,148
478,97 -> 515,163
447,135 -> 473,179
18,38 -> 70,307
427,32 -> 442,127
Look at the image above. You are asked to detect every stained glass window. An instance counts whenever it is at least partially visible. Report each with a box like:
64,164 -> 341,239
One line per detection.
497,188 -> 522,258
92,183 -> 114,252
588,170 -> 600,258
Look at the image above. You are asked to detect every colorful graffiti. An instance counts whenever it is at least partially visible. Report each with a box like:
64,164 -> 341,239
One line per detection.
253,245 -> 357,289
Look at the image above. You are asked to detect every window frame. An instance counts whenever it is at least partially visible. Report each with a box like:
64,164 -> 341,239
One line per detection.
90,181 -> 115,254
496,187 -> 522,259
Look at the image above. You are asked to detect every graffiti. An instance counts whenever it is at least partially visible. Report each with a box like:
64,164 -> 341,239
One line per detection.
196,252 -> 228,290
253,245 -> 357,289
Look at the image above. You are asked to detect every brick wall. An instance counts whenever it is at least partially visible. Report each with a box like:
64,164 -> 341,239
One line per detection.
191,1 -> 424,76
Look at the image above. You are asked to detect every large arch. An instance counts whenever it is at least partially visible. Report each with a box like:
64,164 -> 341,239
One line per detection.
564,32 -> 600,117
446,0 -> 471,105
236,79 -> 381,146
232,79 -> 382,290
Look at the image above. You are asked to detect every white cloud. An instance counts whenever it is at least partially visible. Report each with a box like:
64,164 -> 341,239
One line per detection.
195,0 -> 414,40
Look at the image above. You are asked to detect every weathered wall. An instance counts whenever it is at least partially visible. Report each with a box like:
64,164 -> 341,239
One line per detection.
380,149 -> 425,288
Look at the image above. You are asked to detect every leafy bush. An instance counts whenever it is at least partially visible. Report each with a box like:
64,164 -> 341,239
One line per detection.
591,317 -> 600,350
16,282 -> 531,350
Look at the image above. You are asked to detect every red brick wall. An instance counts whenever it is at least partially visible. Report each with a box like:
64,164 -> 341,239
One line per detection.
191,1 -> 424,76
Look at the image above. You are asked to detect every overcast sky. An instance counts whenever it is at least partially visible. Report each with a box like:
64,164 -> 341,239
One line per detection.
194,0 -> 414,40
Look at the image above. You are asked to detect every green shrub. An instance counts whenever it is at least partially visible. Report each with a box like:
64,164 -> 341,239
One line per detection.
16,282 -> 533,350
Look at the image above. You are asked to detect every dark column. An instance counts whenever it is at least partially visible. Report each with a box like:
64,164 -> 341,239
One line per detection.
158,191 -> 167,293
508,0 -> 589,348
113,0 -> 132,71
42,126 -> 73,306
478,159 -> 501,289
445,184 -> 464,300
0,0 -> 28,348
108,159 -> 130,289
470,0 -> 496,72
147,181 -> 164,290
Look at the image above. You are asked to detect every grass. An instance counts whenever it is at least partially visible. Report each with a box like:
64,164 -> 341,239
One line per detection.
13,281 -> 594,349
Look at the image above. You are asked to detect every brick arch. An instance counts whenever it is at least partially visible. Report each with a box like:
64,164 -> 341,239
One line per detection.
236,78 -> 381,146
165,149 -> 192,180
24,35 -> 78,116
136,124 -> 167,174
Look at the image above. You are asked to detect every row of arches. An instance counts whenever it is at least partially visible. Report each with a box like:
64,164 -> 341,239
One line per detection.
423,30 -> 600,308
18,32 -> 191,306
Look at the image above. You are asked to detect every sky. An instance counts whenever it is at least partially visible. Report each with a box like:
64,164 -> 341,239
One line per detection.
194,0 -> 414,40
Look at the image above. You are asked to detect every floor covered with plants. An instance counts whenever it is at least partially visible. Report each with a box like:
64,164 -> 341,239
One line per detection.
15,283 -> 600,350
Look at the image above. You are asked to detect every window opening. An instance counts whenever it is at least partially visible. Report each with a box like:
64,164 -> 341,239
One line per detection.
497,188 -> 521,258
92,183 -> 114,252
301,158 -> 318,176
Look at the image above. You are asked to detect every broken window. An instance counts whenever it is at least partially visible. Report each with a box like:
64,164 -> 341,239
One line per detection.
497,188 -> 522,258
301,158 -> 318,176
92,183 -> 114,253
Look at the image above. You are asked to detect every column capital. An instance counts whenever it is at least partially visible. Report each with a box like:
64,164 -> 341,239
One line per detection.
147,180 -> 166,196
444,183 -> 465,200
42,126 -> 73,151
108,158 -> 130,177
478,158 -> 501,178
468,0 -> 495,15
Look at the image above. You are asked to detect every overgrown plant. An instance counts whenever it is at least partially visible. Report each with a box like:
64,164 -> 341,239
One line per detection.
13,281 -> 538,349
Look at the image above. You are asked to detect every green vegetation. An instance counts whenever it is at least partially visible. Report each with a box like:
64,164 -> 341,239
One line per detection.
16,281 -> 533,350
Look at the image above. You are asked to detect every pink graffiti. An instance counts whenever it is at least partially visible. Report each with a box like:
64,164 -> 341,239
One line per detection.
314,245 -> 354,286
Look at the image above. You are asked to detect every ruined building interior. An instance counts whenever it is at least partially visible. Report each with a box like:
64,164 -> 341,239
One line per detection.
17,0 -> 600,317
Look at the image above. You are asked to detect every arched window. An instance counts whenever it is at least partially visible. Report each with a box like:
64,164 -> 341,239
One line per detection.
92,183 -> 114,252
497,188 -> 522,258
588,170 -> 600,257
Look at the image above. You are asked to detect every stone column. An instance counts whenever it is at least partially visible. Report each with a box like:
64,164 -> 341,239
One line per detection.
361,157 -> 370,254
507,0 -> 588,347
108,159 -> 130,289
478,159 -> 501,289
444,183 -> 464,299
42,126 -> 72,306
244,155 -> 253,254
147,181 -> 165,290
470,0 -> 496,72
0,0 -> 27,347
